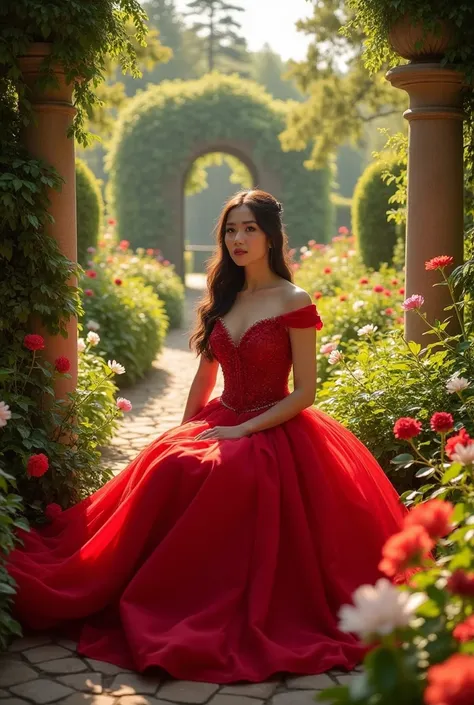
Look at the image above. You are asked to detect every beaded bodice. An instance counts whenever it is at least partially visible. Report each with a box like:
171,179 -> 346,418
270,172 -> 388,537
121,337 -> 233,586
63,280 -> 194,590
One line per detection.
209,304 -> 323,414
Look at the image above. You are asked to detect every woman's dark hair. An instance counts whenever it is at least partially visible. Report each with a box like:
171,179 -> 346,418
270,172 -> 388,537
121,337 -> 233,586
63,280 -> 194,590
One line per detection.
189,189 -> 293,359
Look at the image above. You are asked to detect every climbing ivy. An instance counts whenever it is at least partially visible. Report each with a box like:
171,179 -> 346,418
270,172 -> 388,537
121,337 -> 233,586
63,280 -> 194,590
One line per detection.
107,73 -> 332,253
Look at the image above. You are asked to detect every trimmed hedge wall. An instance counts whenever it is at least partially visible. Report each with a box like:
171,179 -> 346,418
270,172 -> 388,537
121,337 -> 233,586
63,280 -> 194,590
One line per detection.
76,158 -> 104,264
352,159 -> 401,269
107,73 -> 333,254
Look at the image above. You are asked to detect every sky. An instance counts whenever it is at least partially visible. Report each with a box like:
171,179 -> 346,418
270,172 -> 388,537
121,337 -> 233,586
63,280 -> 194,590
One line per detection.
174,0 -> 314,62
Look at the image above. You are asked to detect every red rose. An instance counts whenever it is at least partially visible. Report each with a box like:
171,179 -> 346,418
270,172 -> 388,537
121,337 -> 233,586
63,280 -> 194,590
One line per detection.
399,287 -> 405,295
445,428 -> 474,459
45,503 -> 62,521
339,294 -> 348,302
393,417 -> 423,440
54,356 -> 71,374
425,255 -> 455,271
84,289 -> 94,297
323,267 -> 332,274
373,285 -> 384,293
379,525 -> 434,578
313,291 -> 323,300
85,270 -> 97,279
385,308 -> 394,316
359,277 -> 369,285
425,654 -> 474,705
404,499 -> 454,539
23,334 -> 45,351
430,412 -> 454,434
27,453 -> 49,478
447,570 -> 474,597
107,218 -> 116,226
114,278 -> 122,286
453,615 -> 474,643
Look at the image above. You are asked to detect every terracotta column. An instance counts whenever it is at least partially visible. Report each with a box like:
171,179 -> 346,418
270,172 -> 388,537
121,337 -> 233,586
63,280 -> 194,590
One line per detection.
18,43 -> 78,399
386,63 -> 465,344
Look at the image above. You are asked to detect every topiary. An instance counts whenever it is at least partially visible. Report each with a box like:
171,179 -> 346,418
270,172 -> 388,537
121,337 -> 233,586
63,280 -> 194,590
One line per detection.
106,73 -> 333,271
76,159 -> 104,264
352,159 -> 401,269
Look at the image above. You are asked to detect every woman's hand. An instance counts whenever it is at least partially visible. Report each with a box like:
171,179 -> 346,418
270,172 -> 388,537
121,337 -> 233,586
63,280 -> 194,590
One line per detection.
195,424 -> 249,441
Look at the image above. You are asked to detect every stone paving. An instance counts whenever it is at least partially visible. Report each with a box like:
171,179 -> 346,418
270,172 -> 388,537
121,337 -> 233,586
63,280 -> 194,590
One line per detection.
0,274 -> 358,704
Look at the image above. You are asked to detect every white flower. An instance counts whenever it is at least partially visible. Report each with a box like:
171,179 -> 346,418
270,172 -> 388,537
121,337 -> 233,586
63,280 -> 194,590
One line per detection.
352,368 -> 364,380
450,443 -> 474,466
332,334 -> 342,342
77,338 -> 86,353
338,579 -> 426,641
320,342 -> 338,356
86,331 -> 100,346
348,249 -> 357,257
353,300 -> 366,311
86,320 -> 100,331
328,349 -> 343,365
357,324 -> 378,337
299,246 -> 308,253
0,401 -> 12,428
446,372 -> 470,394
108,360 -> 126,375
130,256 -> 139,264
329,256 -> 339,263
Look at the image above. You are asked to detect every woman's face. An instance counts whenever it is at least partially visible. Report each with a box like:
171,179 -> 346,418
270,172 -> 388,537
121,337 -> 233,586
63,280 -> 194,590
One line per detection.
224,205 -> 269,267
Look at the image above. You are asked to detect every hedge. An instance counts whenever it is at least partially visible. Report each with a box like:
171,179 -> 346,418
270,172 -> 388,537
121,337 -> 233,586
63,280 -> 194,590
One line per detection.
76,158 -> 104,264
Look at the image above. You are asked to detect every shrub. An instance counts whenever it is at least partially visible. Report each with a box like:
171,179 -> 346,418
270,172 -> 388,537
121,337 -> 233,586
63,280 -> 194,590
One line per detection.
331,193 -> 353,231
80,267 -> 169,385
352,159 -> 402,269
76,158 -> 104,265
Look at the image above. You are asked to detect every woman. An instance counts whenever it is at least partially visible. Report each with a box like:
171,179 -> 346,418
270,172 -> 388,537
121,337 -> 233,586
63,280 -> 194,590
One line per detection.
9,189 -> 407,683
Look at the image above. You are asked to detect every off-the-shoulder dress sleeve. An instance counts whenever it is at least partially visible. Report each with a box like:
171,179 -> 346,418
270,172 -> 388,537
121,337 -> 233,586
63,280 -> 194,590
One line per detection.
280,304 -> 323,330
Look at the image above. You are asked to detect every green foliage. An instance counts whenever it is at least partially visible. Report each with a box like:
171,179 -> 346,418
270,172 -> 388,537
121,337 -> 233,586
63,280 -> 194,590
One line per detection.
80,271 -> 169,386
75,159 -> 104,265
331,193 -> 352,230
0,0 -> 150,147
0,467 -> 27,648
107,73 -> 333,256
352,159 -> 401,269
250,43 -> 303,102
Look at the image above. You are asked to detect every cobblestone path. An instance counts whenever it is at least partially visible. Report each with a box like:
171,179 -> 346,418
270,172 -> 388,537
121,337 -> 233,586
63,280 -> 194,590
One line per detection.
0,275 -> 358,704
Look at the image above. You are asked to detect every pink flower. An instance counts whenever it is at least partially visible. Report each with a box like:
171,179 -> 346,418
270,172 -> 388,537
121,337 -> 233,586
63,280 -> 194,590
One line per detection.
385,308 -> 394,316
373,285 -> 384,293
24,334 -> 45,351
45,503 -> 62,521
146,248 -> 154,256
402,294 -> 424,311
119,240 -> 130,251
320,342 -> 338,356
27,453 -> 49,478
85,269 -> 97,279
116,397 -> 133,412
84,289 -> 94,297
163,259 -> 170,266
87,246 -> 96,254
338,226 -> 349,235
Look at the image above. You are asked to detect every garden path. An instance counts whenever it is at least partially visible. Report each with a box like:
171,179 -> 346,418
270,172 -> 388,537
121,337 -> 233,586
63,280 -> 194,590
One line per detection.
0,275 -> 358,704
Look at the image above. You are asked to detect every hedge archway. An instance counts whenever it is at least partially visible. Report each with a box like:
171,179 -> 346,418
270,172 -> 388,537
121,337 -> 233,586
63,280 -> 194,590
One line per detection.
107,73 -> 332,277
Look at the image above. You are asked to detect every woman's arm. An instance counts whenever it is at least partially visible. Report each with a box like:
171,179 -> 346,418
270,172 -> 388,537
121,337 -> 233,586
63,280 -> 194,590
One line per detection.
240,323 -> 316,435
181,354 -> 219,424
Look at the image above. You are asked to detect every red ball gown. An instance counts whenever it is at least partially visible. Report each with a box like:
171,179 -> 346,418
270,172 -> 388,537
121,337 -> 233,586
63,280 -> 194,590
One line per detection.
8,304 -> 407,683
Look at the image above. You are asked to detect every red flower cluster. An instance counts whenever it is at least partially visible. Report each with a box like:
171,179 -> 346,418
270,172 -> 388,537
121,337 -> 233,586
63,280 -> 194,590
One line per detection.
23,334 -> 45,351
399,287 -> 405,295
391,279 -> 399,286
339,294 -> 348,302
84,289 -> 94,297
27,453 -> 49,478
393,417 -> 422,440
85,270 -> 97,279
54,356 -> 71,374
453,615 -> 474,643
107,218 -> 116,226
447,570 -> 474,596
425,255 -> 455,271
373,284 -> 384,293
385,308 -> 394,316
146,248 -> 154,256
119,240 -> 130,251
313,291 -> 323,300
45,503 -> 62,521
430,412 -> 454,434
425,654 -> 474,705
379,525 -> 433,578
323,267 -> 332,274
114,278 -> 123,286
383,289 -> 391,297
404,499 -> 453,539
338,226 -> 349,235
359,277 -> 369,285
445,428 -> 473,459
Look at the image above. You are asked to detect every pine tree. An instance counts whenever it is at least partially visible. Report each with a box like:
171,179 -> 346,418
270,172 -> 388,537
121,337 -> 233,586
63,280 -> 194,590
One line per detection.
185,0 -> 247,73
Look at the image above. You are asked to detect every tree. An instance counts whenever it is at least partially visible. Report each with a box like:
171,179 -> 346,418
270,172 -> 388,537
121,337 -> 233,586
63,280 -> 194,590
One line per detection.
250,44 -> 303,102
279,0 -> 406,169
185,0 -> 247,73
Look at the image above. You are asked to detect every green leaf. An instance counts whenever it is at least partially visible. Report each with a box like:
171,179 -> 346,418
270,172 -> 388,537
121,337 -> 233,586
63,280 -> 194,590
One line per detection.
391,453 -> 414,465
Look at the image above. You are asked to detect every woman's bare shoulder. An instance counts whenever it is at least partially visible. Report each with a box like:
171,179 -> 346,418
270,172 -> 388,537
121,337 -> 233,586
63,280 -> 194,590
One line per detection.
277,283 -> 313,314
